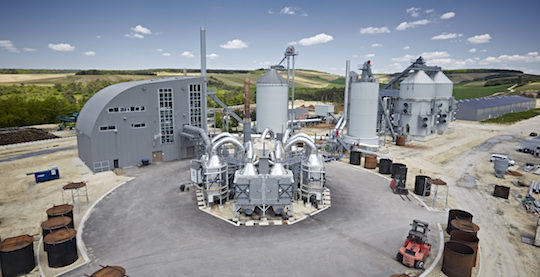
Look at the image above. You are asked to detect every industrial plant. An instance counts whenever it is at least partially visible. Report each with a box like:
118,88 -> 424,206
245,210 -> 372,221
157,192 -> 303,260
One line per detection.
2,26 -> 539,277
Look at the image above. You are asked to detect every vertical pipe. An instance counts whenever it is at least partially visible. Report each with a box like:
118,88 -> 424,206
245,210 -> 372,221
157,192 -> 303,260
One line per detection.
200,27 -> 208,131
287,57 -> 291,121
343,60 -> 351,130
243,78 -> 251,143
292,55 -> 296,120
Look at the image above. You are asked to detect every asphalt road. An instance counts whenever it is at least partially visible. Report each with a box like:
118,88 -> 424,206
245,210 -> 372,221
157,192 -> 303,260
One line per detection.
64,160 -> 444,277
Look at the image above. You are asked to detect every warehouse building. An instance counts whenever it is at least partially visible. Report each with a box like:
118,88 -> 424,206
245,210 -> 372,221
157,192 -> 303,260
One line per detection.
455,95 -> 535,121
76,77 -> 206,172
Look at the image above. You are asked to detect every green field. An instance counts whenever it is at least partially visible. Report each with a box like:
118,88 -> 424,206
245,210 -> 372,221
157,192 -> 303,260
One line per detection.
453,84 -> 513,100
481,108 -> 540,124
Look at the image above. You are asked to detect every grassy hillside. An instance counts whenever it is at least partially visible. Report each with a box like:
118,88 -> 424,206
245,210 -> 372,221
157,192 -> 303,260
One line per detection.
0,67 -> 539,127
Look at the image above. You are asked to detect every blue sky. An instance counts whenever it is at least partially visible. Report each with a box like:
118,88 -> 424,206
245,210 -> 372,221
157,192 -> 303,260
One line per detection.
1,0 -> 539,74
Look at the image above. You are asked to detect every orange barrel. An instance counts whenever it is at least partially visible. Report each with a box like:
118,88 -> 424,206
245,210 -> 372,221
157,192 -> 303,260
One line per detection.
446,209 -> 473,234
396,135 -> 406,146
450,230 -> 479,267
442,241 -> 474,277
449,218 -> 480,236
364,154 -> 377,169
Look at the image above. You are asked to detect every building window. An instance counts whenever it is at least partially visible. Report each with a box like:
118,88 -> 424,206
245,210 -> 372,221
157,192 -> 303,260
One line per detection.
93,160 -> 110,172
159,88 -> 174,143
107,106 -> 146,113
131,122 -> 146,129
189,84 -> 202,127
99,125 -> 117,132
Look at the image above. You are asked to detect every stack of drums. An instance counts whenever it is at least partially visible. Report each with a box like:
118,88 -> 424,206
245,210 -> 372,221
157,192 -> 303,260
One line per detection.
364,154 -> 377,169
446,209 -> 473,234
41,216 -> 72,252
378,159 -> 392,174
414,175 -> 431,196
43,228 -> 78,268
0,235 -> 36,276
349,151 -> 361,165
449,218 -> 480,236
47,204 -> 75,228
89,265 -> 127,277
442,241 -> 475,277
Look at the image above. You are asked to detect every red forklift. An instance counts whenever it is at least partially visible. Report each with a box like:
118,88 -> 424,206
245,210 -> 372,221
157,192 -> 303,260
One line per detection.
396,219 -> 431,269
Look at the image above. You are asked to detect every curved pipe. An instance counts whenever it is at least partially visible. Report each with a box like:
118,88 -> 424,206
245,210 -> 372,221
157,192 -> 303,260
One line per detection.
211,132 -> 235,143
211,137 -> 244,155
261,128 -> 275,141
286,133 -> 314,144
282,128 -> 291,144
183,125 -> 211,150
245,141 -> 255,162
284,136 -> 317,155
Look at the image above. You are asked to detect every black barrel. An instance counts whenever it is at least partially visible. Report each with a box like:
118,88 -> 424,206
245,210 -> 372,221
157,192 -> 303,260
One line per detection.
446,209 -> 473,235
414,175 -> 431,196
378,159 -> 392,174
47,204 -> 74,229
350,151 -> 361,165
89,265 -> 127,277
0,234 -> 36,277
391,163 -> 406,178
44,228 -> 78,268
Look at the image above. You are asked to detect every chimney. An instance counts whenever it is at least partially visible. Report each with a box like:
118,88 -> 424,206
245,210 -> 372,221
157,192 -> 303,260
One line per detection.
243,78 -> 251,143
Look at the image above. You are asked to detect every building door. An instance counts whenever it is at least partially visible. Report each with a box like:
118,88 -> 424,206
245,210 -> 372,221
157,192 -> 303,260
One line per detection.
113,159 -> 119,169
152,151 -> 163,162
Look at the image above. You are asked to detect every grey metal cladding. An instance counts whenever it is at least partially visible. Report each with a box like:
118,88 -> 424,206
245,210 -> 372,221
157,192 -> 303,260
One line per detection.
76,76 -> 204,172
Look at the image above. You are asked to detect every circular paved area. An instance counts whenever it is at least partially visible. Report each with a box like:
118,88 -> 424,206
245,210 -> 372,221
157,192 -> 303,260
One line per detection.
64,160 -> 444,276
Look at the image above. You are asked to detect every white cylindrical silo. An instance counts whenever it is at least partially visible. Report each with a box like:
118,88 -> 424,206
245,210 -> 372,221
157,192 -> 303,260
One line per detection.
256,69 -> 288,133
399,70 -> 435,99
347,81 -> 379,146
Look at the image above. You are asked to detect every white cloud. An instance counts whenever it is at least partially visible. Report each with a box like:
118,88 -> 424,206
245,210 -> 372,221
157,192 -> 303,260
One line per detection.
0,40 -> 19,53
427,58 -> 475,68
403,46 -> 410,50
162,52 -> 171,56
181,51 -> 194,58
467,33 -> 491,44
267,9 -> 274,14
156,48 -> 163,52
479,52 -> 540,64
440,12 -> 455,20
220,39 -> 248,49
481,49 -> 487,53
298,33 -> 333,46
96,35 -> 102,39
360,26 -> 390,34
131,25 -> 151,35
371,43 -> 383,48
48,43 -> 75,52
84,51 -> 95,56
396,19 -> 430,31
207,53 -> 219,60
288,41 -> 297,46
280,6 -> 307,16
431,33 -> 463,40
425,9 -> 434,14
406,7 -> 421,17
469,48 -> 477,53
365,53 -> 375,58
392,51 -> 450,62
125,33 -> 144,39
23,48 -> 36,52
